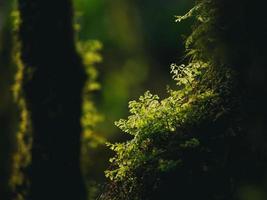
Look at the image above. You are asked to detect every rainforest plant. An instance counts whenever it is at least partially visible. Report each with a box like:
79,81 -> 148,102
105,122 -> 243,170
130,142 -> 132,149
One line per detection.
100,1 -> 246,199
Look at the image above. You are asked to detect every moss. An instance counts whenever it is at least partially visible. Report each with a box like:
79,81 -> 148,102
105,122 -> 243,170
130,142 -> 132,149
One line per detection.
9,10 -> 32,200
78,40 -> 107,200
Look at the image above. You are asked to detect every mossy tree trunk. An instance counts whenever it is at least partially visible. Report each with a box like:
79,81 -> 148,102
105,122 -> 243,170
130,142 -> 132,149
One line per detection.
17,0 -> 87,199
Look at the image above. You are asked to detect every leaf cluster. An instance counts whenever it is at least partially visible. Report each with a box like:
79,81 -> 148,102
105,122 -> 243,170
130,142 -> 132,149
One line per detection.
101,1 -> 239,199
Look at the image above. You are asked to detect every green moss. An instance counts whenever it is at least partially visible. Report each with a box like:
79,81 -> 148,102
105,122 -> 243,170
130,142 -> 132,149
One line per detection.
9,9 -> 32,200
77,39 -> 106,199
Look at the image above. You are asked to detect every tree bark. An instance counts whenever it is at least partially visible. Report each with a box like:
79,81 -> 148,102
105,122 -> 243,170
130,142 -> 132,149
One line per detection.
18,0 -> 87,199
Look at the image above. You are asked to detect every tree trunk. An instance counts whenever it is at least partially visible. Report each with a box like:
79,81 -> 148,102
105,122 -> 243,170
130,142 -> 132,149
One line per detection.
0,2 -> 15,199
18,0 -> 87,199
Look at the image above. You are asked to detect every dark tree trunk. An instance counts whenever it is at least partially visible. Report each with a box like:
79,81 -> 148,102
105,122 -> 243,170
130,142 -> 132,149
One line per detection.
0,2 -> 15,199
18,0 -> 87,199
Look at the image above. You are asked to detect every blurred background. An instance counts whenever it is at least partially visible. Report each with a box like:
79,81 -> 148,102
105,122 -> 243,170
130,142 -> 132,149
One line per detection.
0,0 -> 194,199
73,0 -> 194,137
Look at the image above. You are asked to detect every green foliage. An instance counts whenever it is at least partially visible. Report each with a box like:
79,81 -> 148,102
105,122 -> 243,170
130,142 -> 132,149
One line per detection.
175,2 -> 203,22
105,62 -> 218,180
102,1 -> 237,199
103,64 -> 234,199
